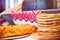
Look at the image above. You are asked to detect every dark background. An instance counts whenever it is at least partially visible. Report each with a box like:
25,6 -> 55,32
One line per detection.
0,0 -> 5,13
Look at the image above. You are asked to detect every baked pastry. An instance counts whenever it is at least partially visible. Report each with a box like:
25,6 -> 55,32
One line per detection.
37,13 -> 56,19
32,32 -> 60,40
0,26 -> 3,38
32,26 -> 60,40
37,13 -> 60,18
36,13 -> 60,40
55,13 -> 60,18
37,13 -> 60,27
3,24 -> 37,38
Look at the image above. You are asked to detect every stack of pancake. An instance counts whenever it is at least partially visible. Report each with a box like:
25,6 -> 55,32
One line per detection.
36,13 -> 60,40
37,13 -> 60,27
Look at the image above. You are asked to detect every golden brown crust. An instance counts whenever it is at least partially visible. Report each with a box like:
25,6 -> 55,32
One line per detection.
37,13 -> 60,26
36,26 -> 60,40
32,32 -> 60,40
38,26 -> 60,32
37,13 -> 56,19
37,13 -> 60,19
2,24 -> 37,38
36,13 -> 60,40
0,26 -> 4,38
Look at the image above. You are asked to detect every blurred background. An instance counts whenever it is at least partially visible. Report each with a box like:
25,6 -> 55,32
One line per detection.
0,0 -> 60,13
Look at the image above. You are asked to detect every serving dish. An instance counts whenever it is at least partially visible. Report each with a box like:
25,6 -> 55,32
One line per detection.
0,34 -> 30,40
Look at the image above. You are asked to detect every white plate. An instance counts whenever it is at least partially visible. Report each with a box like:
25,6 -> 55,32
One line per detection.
1,34 -> 30,40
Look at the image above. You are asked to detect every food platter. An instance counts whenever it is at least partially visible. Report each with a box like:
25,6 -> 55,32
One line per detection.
1,34 -> 30,40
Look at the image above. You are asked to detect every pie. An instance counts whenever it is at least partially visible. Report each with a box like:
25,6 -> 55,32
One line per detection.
0,24 -> 37,38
